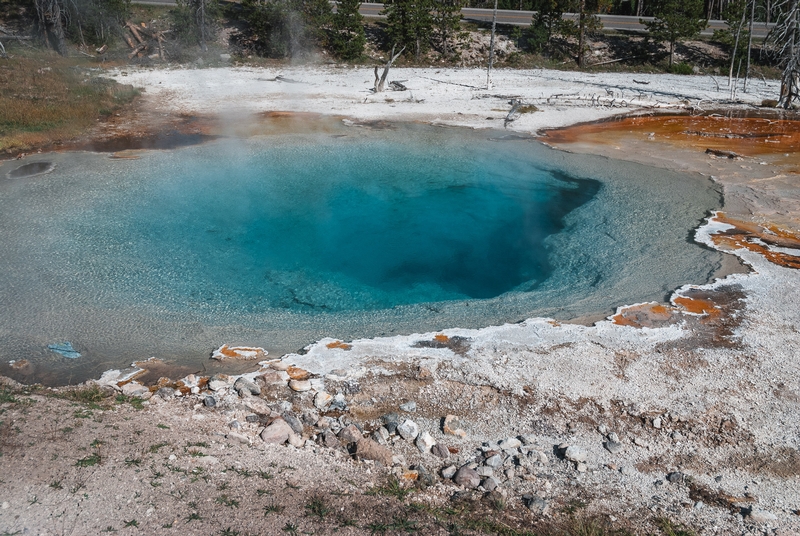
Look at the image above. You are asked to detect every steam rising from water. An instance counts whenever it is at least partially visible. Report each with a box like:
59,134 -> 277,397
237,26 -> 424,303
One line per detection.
0,122 -> 722,385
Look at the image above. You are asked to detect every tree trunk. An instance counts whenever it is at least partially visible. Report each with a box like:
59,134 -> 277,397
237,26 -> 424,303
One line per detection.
743,0 -> 755,91
486,0 -> 498,89
374,45 -> 405,92
578,0 -> 586,67
669,39 -> 674,67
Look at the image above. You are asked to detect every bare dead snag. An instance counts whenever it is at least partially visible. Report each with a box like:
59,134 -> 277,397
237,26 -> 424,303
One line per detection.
374,45 -> 405,93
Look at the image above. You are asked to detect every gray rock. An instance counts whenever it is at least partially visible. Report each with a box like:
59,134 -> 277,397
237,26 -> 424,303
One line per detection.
526,496 -> 549,514
288,379 -> 311,392
338,424 -> 363,444
604,441 -> 624,455
260,418 -> 293,444
564,445 -> 587,463
453,466 -> 481,489
519,434 -> 536,445
414,464 -> 435,487
499,437 -> 522,450
329,393 -> 347,411
208,374 -> 232,391
747,509 -> 777,523
441,465 -> 458,479
652,417 -> 662,429
415,431 -> 436,453
385,421 -> 398,435
234,377 -> 261,396
381,412 -> 399,425
476,466 -> 494,477
431,443 -> 449,459
301,411 -> 319,426
399,401 -> 417,412
314,391 -> 332,410
397,419 -> 420,440
203,396 -> 217,407
607,432 -> 620,443
597,424 -> 609,435
245,414 -> 260,423
320,430 -> 340,448
667,472 -> 685,484
156,387 -> 176,399
576,462 -> 587,472
485,454 -> 503,468
355,438 -> 393,466
121,381 -> 149,397
283,413 -> 304,435
482,477 -> 498,492
375,426 -> 390,442
504,467 -> 515,480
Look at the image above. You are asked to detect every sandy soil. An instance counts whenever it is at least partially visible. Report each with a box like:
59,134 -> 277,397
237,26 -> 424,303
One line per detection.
2,65 -> 799,535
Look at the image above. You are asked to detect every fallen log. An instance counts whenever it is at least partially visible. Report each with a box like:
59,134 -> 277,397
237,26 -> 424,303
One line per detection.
705,148 -> 741,159
126,22 -> 145,44
128,42 -> 147,59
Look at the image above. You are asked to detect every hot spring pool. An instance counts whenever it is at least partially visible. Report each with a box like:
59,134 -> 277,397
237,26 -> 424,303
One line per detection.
0,122 -> 724,384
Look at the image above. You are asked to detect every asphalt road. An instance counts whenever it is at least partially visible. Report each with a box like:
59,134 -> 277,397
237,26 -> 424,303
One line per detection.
131,0 -> 774,38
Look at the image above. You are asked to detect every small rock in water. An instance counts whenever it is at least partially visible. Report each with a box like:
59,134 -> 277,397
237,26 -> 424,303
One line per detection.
564,445 -> 587,463
397,419 -> 420,440
47,342 -> 81,359
203,396 -> 217,407
415,431 -> 436,453
453,466 -> 481,488
234,377 -> 261,396
399,400 -> 417,412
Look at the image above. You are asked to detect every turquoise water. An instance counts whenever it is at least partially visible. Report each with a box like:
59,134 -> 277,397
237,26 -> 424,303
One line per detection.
0,123 -> 723,384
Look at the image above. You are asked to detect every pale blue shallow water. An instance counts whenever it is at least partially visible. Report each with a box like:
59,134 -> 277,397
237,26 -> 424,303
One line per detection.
0,123 -> 723,384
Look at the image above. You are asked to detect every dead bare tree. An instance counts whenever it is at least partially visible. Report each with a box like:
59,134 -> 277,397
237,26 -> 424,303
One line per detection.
765,0 -> 800,107
374,45 -> 405,93
34,0 -> 68,55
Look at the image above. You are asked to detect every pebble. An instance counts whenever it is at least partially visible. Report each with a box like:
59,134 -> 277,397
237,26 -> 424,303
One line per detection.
441,465 -> 458,479
504,468 -> 515,480
355,438 -> 394,466
604,441 -> 624,455
286,366 -> 310,380
652,417 -> 662,429
564,445 -> 587,463
576,462 -> 587,472
338,424 -> 363,444
245,414 -> 260,423
415,431 -> 436,453
477,466 -> 494,477
288,379 -> 312,392
234,377 -> 261,396
1,502 -> 8,510
498,437 -> 522,450
260,418 -> 294,445
484,453 -> 503,468
203,396 -> 217,407
397,419 -> 420,440
748,509 -> 777,523
301,411 -> 319,426
482,476 -> 498,492
526,496 -> 549,514
228,432 -> 250,445
453,466 -> 481,488
519,434 -> 536,445
329,393 -> 348,411
443,415 -> 467,438
314,391 -> 332,410
399,400 -> 417,412
431,443 -> 449,459
208,374 -> 232,391
156,387 -> 176,399
320,430 -> 340,448
607,432 -> 620,443
666,471 -> 685,484
283,413 -> 304,435
598,424 -> 609,435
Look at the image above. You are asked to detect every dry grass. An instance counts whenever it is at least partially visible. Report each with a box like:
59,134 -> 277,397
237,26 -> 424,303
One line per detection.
0,51 -> 139,153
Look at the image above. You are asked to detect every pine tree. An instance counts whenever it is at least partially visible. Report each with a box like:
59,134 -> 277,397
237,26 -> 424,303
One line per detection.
331,0 -> 366,60
431,0 -> 463,57
384,0 -> 434,61
643,0 -> 707,67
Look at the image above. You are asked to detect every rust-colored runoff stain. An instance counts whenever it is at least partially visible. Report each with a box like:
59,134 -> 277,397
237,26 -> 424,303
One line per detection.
542,113 -> 800,170
326,340 -> 352,350
672,296 -> 722,319
711,213 -> 800,269
433,334 -> 450,343
611,302 -> 676,328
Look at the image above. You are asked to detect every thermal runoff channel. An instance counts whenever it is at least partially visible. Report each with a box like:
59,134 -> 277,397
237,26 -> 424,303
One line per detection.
0,124 -> 723,383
